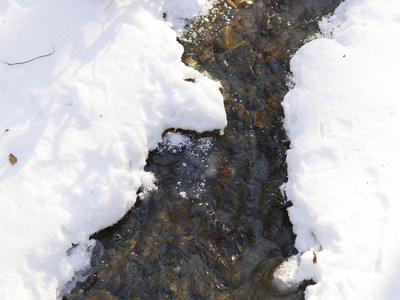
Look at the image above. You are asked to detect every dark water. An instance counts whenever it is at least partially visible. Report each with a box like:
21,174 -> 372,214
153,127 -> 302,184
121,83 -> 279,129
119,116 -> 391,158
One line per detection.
63,0 -> 341,299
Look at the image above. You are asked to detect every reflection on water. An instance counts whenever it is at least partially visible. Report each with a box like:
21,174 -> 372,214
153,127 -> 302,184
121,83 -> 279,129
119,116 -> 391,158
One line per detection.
63,0 -> 341,299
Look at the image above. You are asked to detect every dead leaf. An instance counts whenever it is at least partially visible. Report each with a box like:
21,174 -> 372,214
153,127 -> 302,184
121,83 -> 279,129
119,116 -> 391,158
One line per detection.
184,57 -> 197,68
9,153 -> 17,165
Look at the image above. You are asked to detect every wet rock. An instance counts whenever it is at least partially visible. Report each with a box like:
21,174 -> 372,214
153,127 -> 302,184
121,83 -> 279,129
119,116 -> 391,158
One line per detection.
251,257 -> 283,297
217,26 -> 245,51
83,290 -> 119,300
217,165 -> 234,176
254,107 -> 273,128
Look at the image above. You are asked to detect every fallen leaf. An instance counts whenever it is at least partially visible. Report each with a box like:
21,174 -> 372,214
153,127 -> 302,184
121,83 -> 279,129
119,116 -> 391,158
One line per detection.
184,57 -> 197,68
9,153 -> 17,165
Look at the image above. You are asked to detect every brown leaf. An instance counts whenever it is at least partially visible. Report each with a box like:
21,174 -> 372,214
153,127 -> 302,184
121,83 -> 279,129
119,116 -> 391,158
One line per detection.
184,57 -> 197,68
9,153 -> 17,165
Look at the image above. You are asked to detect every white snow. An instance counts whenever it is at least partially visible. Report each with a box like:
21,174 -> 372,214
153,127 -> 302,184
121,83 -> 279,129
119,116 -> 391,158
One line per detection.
161,0 -> 216,33
0,0 -> 225,299
161,132 -> 191,152
279,0 -> 400,299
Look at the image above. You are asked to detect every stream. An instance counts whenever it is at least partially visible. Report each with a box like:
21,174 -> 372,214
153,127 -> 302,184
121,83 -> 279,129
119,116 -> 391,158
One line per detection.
63,0 -> 342,299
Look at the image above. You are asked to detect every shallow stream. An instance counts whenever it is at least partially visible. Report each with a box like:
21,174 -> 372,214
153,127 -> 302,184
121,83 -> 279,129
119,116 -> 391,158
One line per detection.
63,1 -> 341,299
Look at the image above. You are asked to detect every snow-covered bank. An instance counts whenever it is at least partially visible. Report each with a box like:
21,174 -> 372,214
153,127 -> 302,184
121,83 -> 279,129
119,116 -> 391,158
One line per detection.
279,0 -> 400,299
0,0 -> 225,298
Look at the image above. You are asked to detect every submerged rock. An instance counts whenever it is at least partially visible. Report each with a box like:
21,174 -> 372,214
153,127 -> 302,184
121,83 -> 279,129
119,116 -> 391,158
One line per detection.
63,0 -> 342,299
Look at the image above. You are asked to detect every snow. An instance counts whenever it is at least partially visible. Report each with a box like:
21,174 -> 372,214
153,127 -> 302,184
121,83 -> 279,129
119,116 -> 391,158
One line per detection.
278,0 -> 400,299
161,0 -> 216,33
0,0 -> 225,299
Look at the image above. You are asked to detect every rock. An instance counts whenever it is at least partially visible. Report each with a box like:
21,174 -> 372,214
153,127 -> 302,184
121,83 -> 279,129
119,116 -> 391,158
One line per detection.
217,26 -> 245,51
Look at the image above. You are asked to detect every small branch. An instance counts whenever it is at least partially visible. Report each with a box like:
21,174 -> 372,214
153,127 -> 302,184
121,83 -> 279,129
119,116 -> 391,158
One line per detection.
1,48 -> 55,66
103,0 -> 114,13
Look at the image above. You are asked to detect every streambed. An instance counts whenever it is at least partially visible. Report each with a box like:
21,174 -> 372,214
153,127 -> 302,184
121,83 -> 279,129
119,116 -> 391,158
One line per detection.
63,1 -> 341,299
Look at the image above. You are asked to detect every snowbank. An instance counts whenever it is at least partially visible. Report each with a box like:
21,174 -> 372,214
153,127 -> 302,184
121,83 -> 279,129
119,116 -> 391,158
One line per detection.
279,0 -> 400,299
0,0 -> 225,298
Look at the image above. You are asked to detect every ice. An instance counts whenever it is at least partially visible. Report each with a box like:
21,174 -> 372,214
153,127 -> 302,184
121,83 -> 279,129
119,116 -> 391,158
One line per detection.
280,0 -> 400,299
0,0 -> 225,298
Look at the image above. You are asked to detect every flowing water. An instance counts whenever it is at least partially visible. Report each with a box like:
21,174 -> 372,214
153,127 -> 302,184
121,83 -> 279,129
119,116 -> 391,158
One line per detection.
63,0 -> 341,299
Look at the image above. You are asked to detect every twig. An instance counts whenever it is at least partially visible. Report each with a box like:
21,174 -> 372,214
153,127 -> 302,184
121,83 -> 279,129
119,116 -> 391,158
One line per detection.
1,48 -> 55,66
103,0 -> 114,13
